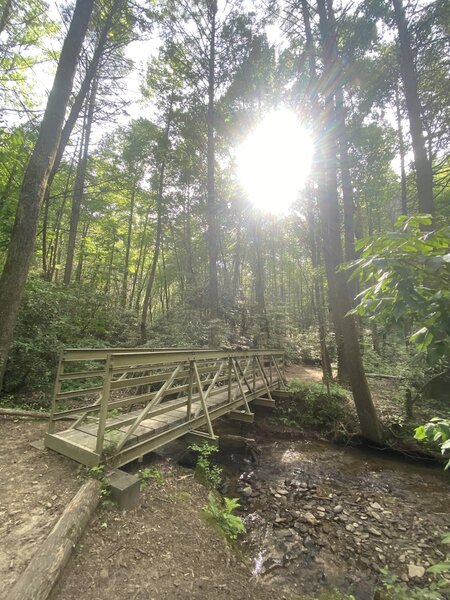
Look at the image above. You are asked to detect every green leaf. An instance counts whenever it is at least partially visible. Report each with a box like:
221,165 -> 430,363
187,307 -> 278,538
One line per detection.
427,563 -> 450,574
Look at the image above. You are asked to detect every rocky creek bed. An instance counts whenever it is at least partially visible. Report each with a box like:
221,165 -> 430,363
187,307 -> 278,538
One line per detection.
220,437 -> 450,599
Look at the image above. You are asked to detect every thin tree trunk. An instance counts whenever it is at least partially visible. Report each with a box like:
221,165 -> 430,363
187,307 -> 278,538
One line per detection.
252,216 -> 269,344
130,207 -> 149,308
75,220 -> 89,283
64,76 -> 97,285
206,0 -> 219,319
44,0 -> 124,200
48,148 -> 78,282
392,0 -> 434,217
121,175 -> 138,307
0,0 -> 94,391
395,84 -> 408,215
140,97 -> 174,342
0,0 -> 12,34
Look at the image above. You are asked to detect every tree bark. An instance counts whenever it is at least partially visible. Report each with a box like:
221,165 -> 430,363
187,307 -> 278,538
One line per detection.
206,0 -> 220,319
44,0 -> 125,200
395,83 -> 408,215
392,0 -> 434,217
64,76 -> 97,285
140,98 -> 174,342
316,0 -> 383,444
0,0 -> 12,34
121,174 -> 138,307
0,0 -> 94,391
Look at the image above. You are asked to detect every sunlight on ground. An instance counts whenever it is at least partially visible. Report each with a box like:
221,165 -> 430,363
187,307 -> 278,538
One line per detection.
236,109 -> 313,215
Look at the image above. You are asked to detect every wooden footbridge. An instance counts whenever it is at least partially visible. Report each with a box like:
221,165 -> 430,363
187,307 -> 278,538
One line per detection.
45,348 -> 286,468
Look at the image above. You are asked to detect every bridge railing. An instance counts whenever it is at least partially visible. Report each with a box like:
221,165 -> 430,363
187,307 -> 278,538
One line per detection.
47,348 -> 285,461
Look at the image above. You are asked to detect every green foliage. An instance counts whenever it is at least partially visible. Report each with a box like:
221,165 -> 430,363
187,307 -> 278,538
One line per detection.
203,493 -> 246,541
102,430 -> 121,457
2,277 -> 140,396
278,380 -> 348,430
88,464 -> 112,502
349,215 -> 450,366
138,467 -> 164,486
378,568 -> 446,599
378,534 -> 450,600
415,418 -> 450,470
189,442 -> 222,489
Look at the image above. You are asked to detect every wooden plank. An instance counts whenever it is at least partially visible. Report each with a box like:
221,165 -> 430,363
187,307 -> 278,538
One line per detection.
55,428 -> 98,450
252,397 -> 276,407
184,431 -> 219,446
58,370 -> 105,381
110,349 -> 284,369
44,433 -> 101,467
228,411 -> 254,423
56,385 -> 103,400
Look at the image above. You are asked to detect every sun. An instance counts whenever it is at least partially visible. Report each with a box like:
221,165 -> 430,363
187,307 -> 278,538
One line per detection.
236,109 -> 313,215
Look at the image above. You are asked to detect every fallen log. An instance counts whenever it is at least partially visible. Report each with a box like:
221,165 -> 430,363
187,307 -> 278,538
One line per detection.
0,408 -> 76,420
0,408 -> 50,419
365,373 -> 405,380
6,478 -> 101,600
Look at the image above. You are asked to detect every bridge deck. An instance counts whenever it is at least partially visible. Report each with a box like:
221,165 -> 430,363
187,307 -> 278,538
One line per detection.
44,349 -> 285,468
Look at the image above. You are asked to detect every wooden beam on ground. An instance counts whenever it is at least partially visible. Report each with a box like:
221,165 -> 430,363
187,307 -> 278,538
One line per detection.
6,479 -> 101,600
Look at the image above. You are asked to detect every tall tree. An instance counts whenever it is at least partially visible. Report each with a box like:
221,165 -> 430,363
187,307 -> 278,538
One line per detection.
392,0 -> 434,216
315,0 -> 383,443
0,0 -> 94,390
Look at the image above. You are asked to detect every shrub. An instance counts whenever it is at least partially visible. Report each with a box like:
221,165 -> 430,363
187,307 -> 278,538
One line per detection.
203,493 -> 246,541
138,467 -> 164,486
189,442 -> 222,488
279,379 -> 348,429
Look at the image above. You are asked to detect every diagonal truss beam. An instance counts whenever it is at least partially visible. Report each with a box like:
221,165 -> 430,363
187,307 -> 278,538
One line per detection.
115,362 -> 185,451
193,359 -> 226,418
231,358 -> 252,413
192,360 -> 216,437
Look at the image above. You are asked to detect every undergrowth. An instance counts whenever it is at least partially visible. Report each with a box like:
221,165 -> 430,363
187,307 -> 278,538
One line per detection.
189,442 -> 222,488
203,493 -> 246,541
274,379 -> 348,430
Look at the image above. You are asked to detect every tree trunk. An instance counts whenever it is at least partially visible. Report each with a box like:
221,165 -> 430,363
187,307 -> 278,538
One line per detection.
75,220 -> 89,282
0,0 -> 94,391
206,0 -> 219,319
140,98 -> 173,342
392,0 -> 434,217
316,0 -> 383,444
64,76 -> 97,285
0,0 -> 12,34
395,83 -> 408,215
44,0 -> 124,200
121,175 -> 138,307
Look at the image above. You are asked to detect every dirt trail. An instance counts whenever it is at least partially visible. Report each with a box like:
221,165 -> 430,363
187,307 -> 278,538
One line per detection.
50,457 -> 282,600
0,418 -> 79,599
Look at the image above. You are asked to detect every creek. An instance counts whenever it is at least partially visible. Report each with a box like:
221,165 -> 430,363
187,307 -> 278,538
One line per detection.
218,436 -> 449,599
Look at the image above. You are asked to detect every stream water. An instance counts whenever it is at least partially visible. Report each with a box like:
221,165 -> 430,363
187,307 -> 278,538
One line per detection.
219,438 -> 450,599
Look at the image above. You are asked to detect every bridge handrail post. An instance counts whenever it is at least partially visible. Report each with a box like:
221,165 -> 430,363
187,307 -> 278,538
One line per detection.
187,360 -> 193,421
48,351 -> 64,434
96,353 -> 112,455
228,357 -> 232,403
252,356 -> 256,392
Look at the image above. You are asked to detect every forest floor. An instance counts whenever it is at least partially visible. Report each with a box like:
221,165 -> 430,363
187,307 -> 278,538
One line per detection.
1,368 -> 448,600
